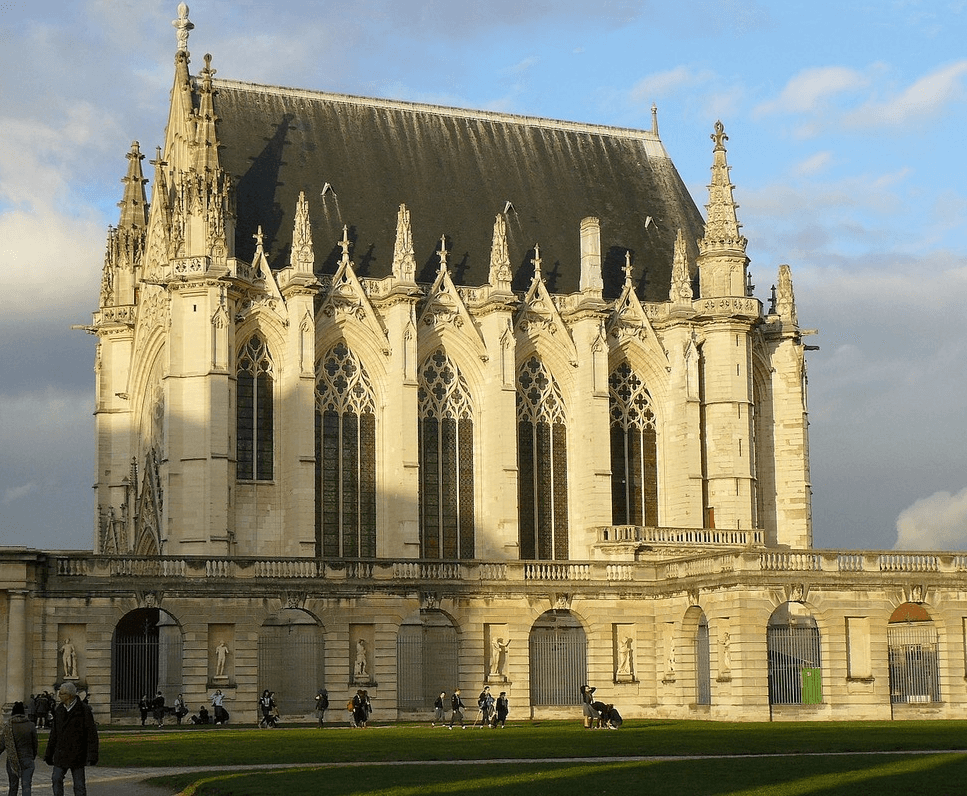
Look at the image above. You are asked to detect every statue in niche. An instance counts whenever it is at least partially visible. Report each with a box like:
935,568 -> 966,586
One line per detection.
490,637 -> 511,678
214,641 -> 230,677
354,639 -> 369,680
61,638 -> 78,679
721,631 -> 732,674
617,637 -> 634,676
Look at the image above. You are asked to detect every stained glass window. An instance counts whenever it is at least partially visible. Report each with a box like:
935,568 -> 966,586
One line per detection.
609,362 -> 658,526
315,342 -> 377,557
517,356 -> 568,560
418,350 -> 475,559
236,335 -> 274,481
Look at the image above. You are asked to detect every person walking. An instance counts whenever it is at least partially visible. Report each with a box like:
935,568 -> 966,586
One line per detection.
173,694 -> 188,725
151,690 -> 166,728
137,695 -> 149,727
44,682 -> 99,796
1,701 -> 38,796
314,688 -> 329,728
258,690 -> 273,728
476,686 -> 494,727
351,690 -> 367,728
431,691 -> 447,726
494,691 -> 509,728
448,689 -> 466,729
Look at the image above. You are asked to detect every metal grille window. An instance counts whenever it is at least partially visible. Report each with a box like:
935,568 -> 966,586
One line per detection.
419,350 -> 475,559
397,611 -> 458,711
517,356 -> 568,560
237,335 -> 274,481
258,610 -> 325,717
609,362 -> 658,526
315,341 -> 377,557
529,611 -> 586,706
888,613 -> 940,704
767,604 -> 822,705
696,614 -> 711,706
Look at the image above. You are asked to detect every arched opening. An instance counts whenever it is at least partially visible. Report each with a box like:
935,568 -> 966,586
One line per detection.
528,610 -> 586,706
111,607 -> 183,714
767,602 -> 822,705
888,602 -> 940,704
396,610 -> 459,712
258,609 -> 325,716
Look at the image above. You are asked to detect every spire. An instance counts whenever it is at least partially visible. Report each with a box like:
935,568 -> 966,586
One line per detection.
700,121 -> 747,256
192,53 -> 221,173
117,141 -> 149,231
623,251 -> 633,289
697,121 -> 749,299
669,228 -> 693,305
488,213 -> 512,292
391,203 -> 417,282
289,190 -> 314,274
775,264 -> 798,326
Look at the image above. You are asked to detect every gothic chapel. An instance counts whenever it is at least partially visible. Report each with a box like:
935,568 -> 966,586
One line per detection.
3,6 -> 966,722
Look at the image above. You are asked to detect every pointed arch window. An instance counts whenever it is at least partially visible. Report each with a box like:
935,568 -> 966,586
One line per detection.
419,349 -> 475,559
517,356 -> 568,560
237,335 -> 274,481
315,341 -> 377,558
609,362 -> 658,526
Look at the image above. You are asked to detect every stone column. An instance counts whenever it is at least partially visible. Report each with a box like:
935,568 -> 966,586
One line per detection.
5,591 -> 27,703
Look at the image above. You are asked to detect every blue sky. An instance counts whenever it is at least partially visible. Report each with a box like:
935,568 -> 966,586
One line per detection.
1,0 -> 965,552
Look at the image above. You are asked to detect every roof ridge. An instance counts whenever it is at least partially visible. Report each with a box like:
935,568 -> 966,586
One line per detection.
209,77 -> 668,150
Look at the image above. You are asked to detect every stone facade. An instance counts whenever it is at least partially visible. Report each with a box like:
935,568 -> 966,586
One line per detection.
2,10 -> 962,723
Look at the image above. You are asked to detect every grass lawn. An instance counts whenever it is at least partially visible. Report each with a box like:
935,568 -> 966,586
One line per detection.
89,720 -> 967,795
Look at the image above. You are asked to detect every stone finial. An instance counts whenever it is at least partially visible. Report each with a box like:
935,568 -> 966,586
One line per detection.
338,225 -> 352,266
531,244 -> 542,280
488,213 -> 512,292
290,191 -> 314,274
670,228 -> 693,304
701,121 -> 747,252
437,235 -> 448,273
776,264 -> 797,325
391,204 -> 417,282
579,217 -> 603,294
172,3 -> 193,53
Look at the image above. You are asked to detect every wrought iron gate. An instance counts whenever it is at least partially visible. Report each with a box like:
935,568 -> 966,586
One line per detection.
397,616 -> 458,711
767,624 -> 821,705
529,614 -> 586,706
888,623 -> 940,703
258,623 -> 324,717
111,607 -> 183,712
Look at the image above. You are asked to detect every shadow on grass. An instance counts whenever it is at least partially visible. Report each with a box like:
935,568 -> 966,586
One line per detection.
149,754 -> 967,796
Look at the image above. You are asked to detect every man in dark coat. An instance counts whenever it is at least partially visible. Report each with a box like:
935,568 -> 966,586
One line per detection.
44,681 -> 98,796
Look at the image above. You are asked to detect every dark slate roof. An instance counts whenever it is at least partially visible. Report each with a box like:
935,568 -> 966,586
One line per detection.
211,79 -> 705,301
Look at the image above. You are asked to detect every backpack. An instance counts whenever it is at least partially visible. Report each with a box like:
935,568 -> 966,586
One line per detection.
346,699 -> 354,712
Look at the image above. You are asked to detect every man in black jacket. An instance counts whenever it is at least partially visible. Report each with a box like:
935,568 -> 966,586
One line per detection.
44,682 -> 98,796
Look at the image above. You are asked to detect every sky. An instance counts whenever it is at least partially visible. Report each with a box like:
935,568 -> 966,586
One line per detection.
1,0 -> 965,553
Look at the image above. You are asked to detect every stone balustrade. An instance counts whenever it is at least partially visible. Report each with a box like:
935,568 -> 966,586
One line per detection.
41,545 -> 967,586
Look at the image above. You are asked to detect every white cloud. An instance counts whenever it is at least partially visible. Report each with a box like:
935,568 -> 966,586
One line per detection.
3,483 -> 38,505
793,151 -> 833,177
755,66 -> 869,116
630,66 -> 716,102
894,487 -> 967,550
845,60 -> 967,127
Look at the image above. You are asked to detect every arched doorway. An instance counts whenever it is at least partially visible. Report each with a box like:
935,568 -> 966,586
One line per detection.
888,602 -> 940,704
528,611 -> 586,706
111,607 -> 183,713
767,602 -> 822,705
397,610 -> 459,712
258,609 -> 325,716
